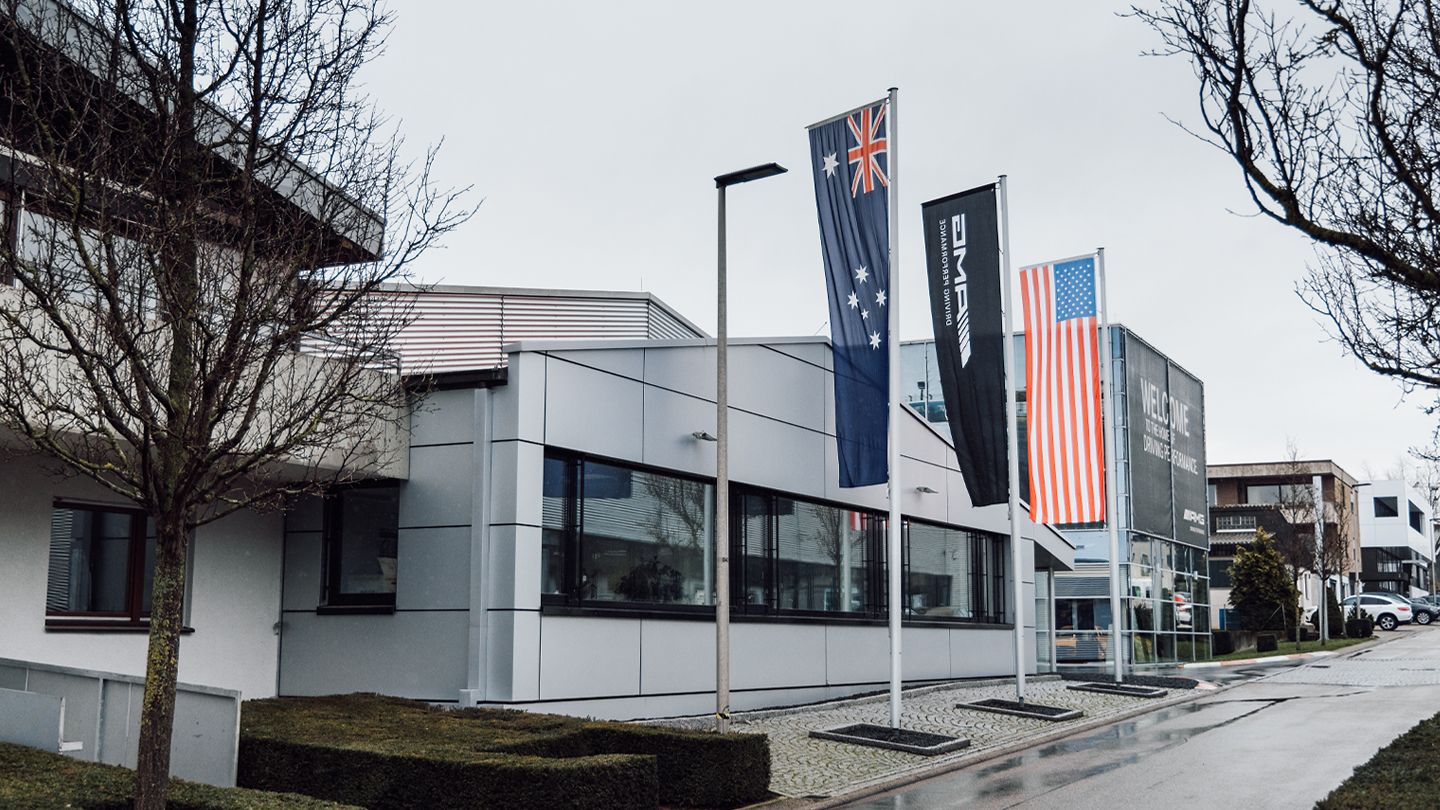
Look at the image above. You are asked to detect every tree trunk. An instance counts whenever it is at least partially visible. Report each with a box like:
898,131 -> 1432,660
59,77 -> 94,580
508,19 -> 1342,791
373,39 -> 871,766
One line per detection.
134,521 -> 189,810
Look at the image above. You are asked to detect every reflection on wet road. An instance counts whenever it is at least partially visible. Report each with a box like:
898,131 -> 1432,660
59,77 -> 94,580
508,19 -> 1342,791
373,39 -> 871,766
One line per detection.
847,631 -> 1440,809
850,699 -> 1269,808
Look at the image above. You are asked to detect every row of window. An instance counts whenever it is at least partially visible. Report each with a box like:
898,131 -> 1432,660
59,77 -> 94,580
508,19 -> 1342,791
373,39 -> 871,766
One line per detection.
45,453 -> 1012,623
45,485 -> 402,623
540,452 -> 1010,623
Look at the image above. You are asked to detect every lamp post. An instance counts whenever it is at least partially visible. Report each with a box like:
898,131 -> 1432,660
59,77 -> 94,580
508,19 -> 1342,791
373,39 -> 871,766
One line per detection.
1313,475 -> 1327,644
714,162 -> 786,733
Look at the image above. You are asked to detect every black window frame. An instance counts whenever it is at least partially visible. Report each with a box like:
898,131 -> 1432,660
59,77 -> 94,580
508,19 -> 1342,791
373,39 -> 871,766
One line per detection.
542,449 -> 719,614
45,500 -> 162,628
1375,496 -> 1399,518
731,486 -> 887,620
539,448 -> 1012,627
322,482 -> 400,609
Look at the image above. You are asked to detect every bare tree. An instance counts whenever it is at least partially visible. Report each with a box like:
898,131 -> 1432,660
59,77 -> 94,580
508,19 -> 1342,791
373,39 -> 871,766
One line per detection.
1316,486 -> 1355,638
1134,1 -> 1440,427
1274,443 -> 1318,616
0,1 -> 471,806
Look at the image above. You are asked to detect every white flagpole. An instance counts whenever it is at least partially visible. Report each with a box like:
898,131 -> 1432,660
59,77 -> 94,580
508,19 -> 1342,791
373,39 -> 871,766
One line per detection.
885,86 -> 904,729
1098,247 -> 1124,685
997,175 -> 1026,703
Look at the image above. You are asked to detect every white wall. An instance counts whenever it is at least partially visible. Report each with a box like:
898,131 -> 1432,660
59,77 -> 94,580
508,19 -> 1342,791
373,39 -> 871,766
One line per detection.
0,459 -> 283,700
1359,479 -> 1433,559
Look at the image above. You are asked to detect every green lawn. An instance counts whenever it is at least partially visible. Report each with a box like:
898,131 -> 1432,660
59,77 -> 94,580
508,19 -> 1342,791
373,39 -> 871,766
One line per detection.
1212,635 -> 1371,661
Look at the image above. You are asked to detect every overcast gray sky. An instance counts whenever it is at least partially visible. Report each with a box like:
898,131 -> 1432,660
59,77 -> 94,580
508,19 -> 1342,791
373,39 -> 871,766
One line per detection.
366,0 -> 1434,479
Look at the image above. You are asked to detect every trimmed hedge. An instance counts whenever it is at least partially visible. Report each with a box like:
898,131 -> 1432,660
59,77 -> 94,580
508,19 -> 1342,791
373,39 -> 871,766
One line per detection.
240,694 -> 770,810
0,742 -> 357,810
489,718 -> 771,807
1317,710 -> 1440,808
240,738 -> 655,810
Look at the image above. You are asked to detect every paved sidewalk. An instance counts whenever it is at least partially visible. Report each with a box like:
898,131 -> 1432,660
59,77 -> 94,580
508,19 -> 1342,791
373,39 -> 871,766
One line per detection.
654,675 -> 1202,802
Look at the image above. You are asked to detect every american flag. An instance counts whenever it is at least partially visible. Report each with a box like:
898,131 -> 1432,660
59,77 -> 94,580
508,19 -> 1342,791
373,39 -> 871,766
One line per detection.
1019,256 -> 1105,525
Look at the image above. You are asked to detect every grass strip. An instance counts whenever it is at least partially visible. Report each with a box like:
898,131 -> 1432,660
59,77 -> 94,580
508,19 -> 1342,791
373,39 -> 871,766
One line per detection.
0,742 -> 357,809
1212,636 -> 1370,662
1316,709 -> 1440,808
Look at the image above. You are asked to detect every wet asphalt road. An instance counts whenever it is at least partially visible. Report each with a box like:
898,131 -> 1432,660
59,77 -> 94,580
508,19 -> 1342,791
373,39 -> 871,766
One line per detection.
846,627 -> 1440,809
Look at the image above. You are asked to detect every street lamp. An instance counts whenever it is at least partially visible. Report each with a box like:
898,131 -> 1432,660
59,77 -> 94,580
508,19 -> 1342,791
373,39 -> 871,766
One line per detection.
714,162 -> 786,734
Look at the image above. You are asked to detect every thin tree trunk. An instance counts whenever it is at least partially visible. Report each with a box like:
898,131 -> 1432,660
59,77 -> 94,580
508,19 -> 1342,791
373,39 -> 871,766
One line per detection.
134,521 -> 189,810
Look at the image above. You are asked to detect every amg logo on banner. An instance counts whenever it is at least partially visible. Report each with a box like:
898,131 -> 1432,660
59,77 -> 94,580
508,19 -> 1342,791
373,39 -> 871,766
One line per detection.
922,185 -> 1007,507
942,213 -> 973,366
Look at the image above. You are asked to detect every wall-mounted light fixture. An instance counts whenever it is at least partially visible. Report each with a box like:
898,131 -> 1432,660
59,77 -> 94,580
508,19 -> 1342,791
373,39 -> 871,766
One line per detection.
692,431 -> 718,442
915,485 -> 938,494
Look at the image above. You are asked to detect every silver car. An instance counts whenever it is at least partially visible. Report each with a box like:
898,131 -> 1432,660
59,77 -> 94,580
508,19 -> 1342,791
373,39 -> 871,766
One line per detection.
1340,593 -> 1414,631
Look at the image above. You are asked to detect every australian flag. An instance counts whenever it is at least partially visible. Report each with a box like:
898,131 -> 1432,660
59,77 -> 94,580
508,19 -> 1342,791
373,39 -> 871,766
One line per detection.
808,100 -> 890,488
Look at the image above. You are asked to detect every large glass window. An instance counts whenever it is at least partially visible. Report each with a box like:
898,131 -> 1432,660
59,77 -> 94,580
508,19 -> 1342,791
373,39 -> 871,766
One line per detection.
541,450 -> 1008,624
906,521 -> 1006,623
774,498 -> 870,613
324,484 -> 400,606
1374,496 -> 1399,518
732,490 -> 880,616
543,453 -> 715,608
46,503 -> 159,622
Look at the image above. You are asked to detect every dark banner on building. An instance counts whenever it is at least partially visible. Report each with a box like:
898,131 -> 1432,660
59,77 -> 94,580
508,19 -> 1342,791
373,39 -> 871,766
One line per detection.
922,185 -> 1007,506
1166,364 -> 1208,545
1125,334 -> 1208,548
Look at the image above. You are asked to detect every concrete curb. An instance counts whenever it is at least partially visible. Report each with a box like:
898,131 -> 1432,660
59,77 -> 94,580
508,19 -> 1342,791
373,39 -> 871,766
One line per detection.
1184,630 -> 1406,670
1184,650 -> 1336,669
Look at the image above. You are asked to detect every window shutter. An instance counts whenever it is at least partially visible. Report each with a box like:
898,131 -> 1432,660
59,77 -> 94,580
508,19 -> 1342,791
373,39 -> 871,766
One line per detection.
46,508 -> 74,612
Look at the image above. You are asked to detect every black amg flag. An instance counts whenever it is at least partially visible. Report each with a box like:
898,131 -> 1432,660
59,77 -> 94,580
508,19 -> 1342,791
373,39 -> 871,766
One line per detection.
921,185 -> 1008,506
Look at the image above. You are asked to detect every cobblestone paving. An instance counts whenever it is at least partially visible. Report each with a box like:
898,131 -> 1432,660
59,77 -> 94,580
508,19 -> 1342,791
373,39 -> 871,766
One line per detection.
654,678 -> 1184,799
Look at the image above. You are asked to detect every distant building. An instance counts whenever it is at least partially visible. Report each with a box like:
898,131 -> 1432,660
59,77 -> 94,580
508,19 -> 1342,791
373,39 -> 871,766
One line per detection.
1356,479 -> 1433,597
1204,502 -> 1296,629
1205,460 -> 1365,627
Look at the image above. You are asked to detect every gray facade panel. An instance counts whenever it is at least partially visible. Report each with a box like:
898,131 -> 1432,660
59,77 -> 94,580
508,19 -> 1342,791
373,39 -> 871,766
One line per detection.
638,619 -> 716,695
281,530 -> 323,611
643,345 -> 716,401
395,526 -> 471,611
410,388 -> 476,447
544,358 -> 644,462
487,524 -> 542,612
824,624 -> 891,684
728,408 -> 827,499
400,442 -> 474,528
488,439 -> 544,528
490,353 -> 545,444
949,627 -> 1017,678
279,612 -> 468,701
729,345 -> 827,430
730,624 -> 828,690
539,616 -> 642,699
640,385 -> 718,479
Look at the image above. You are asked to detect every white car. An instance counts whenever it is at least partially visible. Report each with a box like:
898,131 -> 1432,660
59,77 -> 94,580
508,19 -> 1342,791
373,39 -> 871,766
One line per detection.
1340,593 -> 1413,631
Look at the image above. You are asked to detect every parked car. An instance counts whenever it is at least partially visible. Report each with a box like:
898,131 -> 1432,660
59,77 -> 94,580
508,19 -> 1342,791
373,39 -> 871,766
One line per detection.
1398,596 -> 1439,626
1340,593 -> 1414,631
1173,592 -> 1193,630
